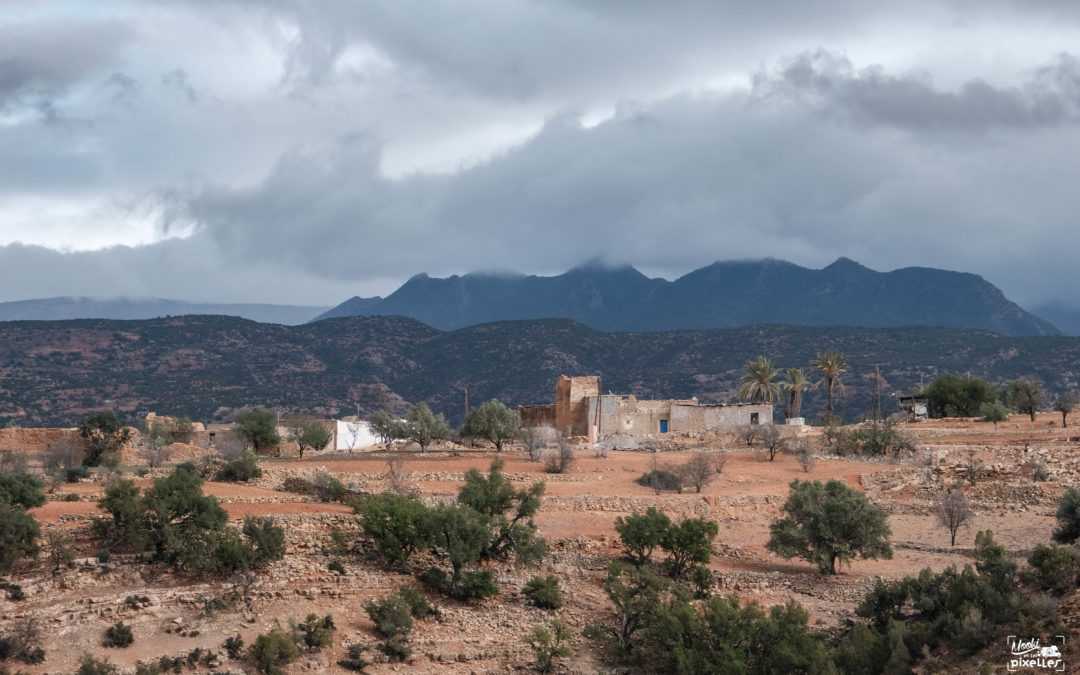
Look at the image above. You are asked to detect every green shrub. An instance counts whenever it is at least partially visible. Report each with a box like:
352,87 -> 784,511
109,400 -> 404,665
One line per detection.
524,619 -> 573,673
249,625 -> 301,675
338,642 -> 371,672
76,654 -> 120,675
242,516 -> 286,564
223,635 -> 244,659
103,621 -> 134,648
62,493 -> 80,502
523,573 -> 563,609
355,493 -> 431,570
397,585 -> 435,619
295,614 -> 335,652
615,507 -> 671,565
0,504 -> 41,575
364,594 -> 413,641
635,469 -> 683,492
0,582 -> 24,601
134,661 -> 164,675
661,517 -> 719,580
1054,487 -> 1080,543
216,451 -> 262,482
328,559 -> 345,575
66,466 -> 91,482
311,473 -> 345,502
1026,543 -> 1080,594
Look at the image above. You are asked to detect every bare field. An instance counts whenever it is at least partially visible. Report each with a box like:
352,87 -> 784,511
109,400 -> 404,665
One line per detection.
3,412 -> 1078,673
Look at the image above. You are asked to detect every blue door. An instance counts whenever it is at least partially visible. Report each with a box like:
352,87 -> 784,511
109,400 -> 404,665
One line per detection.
659,420 -> 668,434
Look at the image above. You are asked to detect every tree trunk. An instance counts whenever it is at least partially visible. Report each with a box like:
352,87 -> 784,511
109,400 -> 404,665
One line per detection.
1030,410 -> 1036,422
1063,411 -> 1068,427
950,529 -> 956,546
829,555 -> 837,575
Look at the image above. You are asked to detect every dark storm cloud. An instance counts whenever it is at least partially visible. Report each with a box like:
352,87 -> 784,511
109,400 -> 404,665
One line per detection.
6,0 -> 1080,312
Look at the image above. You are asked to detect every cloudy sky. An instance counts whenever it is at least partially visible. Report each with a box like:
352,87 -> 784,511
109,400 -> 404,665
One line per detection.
3,1 -> 1080,309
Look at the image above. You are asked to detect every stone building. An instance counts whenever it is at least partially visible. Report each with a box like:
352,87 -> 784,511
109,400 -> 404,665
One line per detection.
520,375 -> 773,441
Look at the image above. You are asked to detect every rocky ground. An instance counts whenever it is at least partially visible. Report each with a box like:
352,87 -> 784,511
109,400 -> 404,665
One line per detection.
3,412 -> 1079,673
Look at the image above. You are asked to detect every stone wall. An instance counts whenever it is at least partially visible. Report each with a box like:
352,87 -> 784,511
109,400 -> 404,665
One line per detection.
554,375 -> 598,436
0,427 -> 78,454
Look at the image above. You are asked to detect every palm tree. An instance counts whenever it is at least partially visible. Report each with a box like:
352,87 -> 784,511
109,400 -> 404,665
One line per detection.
811,350 -> 850,420
739,356 -> 782,403
782,368 -> 817,419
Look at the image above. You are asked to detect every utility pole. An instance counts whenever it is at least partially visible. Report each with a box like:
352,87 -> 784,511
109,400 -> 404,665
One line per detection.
464,386 -> 469,419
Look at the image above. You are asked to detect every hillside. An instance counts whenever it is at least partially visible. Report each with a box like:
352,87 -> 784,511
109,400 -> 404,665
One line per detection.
1,315 -> 1078,427
313,258 -> 1059,336
0,297 -> 329,325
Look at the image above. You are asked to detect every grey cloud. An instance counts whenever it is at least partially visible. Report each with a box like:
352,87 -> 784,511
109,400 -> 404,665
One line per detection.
0,18 -> 131,112
161,69 -> 199,104
754,50 -> 1080,131
174,70 -> 1080,309
103,72 -> 139,106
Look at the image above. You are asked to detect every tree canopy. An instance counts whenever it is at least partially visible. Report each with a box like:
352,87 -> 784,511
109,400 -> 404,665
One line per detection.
235,408 -> 280,452
462,399 -> 521,451
767,479 -> 892,574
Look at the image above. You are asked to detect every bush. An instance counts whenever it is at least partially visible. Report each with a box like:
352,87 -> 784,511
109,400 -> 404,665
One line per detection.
249,625 -> 301,675
234,408 -> 280,453
242,516 -> 286,564
76,654 -> 120,675
223,635 -> 244,659
216,450 -> 262,482
543,440 -> 575,474
311,472 -> 346,502
397,585 -> 435,618
523,573 -> 563,609
65,466 -> 91,482
635,469 -> 682,493
63,493 -> 80,502
0,503 -> 41,575
295,614 -> 335,651
829,420 -> 915,457
364,593 -> 413,641
103,621 -> 134,648
615,507 -> 671,565
78,409 -> 131,467
1026,543 -> 1080,594
457,458 -> 547,565
523,618 -> 573,673
355,493 -> 431,570
338,642 -> 371,672
661,517 -> 719,580
1054,487 -> 1080,543
328,559 -> 345,575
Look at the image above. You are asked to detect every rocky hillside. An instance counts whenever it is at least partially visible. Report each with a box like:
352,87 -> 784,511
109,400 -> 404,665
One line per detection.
314,258 -> 1059,336
1,315 -> 1078,427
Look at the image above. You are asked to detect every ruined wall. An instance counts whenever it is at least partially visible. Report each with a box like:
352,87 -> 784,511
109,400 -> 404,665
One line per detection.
589,396 -> 671,436
519,404 -> 556,428
555,375 -> 599,436
0,427 -> 77,454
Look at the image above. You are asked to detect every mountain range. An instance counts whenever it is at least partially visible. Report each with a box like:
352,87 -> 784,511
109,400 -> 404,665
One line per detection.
2,314 -> 1078,428
0,297 -> 328,325
314,258 -> 1059,337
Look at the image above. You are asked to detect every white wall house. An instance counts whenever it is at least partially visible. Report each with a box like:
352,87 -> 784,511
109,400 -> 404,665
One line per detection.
335,419 -> 380,451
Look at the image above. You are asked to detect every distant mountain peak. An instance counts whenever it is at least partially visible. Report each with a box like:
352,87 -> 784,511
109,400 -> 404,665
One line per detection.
311,258 -> 1059,336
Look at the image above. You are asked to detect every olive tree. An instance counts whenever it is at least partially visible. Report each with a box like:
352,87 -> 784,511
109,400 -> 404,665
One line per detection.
1003,376 -> 1046,422
284,416 -> 332,458
234,408 -> 280,453
404,403 -> 452,452
462,399 -> 521,452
